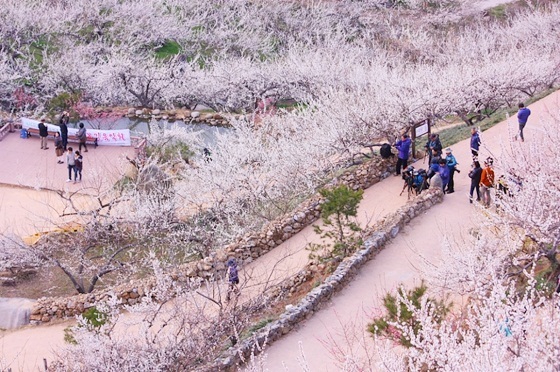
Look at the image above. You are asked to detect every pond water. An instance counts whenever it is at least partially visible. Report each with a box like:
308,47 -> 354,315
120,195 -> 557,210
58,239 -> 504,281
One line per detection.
0,297 -> 35,329
71,118 -> 231,148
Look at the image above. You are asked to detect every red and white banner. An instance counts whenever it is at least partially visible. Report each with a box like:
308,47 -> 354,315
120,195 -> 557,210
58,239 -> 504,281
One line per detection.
21,118 -> 131,146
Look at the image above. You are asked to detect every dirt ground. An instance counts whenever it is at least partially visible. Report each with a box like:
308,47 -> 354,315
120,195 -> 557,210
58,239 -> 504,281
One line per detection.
3,88 -> 559,370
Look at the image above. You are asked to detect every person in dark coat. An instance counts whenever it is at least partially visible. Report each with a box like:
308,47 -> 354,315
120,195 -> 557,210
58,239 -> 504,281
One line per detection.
59,111 -> 69,150
226,258 -> 240,301
468,160 -> 482,203
38,120 -> 49,150
424,133 -> 442,164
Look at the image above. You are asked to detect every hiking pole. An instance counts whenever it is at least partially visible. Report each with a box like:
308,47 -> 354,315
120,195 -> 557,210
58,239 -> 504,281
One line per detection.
399,181 -> 407,196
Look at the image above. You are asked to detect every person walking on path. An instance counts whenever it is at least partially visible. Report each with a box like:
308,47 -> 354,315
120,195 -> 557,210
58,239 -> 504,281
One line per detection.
394,134 -> 412,176
226,258 -> 240,301
38,120 -> 49,150
66,147 -> 76,182
470,127 -> 481,158
77,122 -> 88,152
480,157 -> 495,207
74,151 -> 83,183
59,111 -> 69,150
444,148 -> 458,194
54,132 -> 64,164
516,103 -> 531,142
468,160 -> 482,203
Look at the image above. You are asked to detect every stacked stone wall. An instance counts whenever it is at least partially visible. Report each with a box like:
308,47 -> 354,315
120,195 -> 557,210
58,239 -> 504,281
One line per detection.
31,156 -> 396,323
208,188 -> 444,371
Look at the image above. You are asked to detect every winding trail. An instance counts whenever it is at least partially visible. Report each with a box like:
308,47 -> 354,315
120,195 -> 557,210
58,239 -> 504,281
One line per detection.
259,92 -> 560,370
1,91 -> 558,371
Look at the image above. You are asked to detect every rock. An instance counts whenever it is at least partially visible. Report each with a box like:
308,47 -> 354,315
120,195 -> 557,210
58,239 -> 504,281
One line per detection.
135,110 -> 143,116
41,315 -> 51,322
127,108 -> 135,114
191,111 -> 200,118
293,212 -> 305,222
152,109 -> 161,115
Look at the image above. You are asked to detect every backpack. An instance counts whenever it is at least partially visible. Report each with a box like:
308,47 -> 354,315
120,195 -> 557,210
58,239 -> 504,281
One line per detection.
380,143 -> 392,159
413,169 -> 428,193
228,265 -> 239,283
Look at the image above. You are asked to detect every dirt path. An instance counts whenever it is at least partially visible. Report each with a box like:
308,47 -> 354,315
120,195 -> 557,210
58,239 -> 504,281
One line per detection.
259,92 -> 560,370
1,90 -> 558,371
0,129 -> 413,370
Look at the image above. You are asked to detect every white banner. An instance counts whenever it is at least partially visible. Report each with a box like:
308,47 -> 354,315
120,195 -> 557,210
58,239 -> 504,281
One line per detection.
21,118 -> 131,146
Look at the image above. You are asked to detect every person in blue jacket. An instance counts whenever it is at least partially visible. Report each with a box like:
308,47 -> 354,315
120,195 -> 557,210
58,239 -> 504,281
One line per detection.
438,158 -> 450,192
394,134 -> 412,176
470,127 -> 481,158
444,148 -> 458,194
516,103 -> 531,142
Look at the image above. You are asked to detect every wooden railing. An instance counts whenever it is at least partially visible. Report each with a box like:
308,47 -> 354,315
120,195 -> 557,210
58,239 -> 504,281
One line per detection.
0,121 -> 15,141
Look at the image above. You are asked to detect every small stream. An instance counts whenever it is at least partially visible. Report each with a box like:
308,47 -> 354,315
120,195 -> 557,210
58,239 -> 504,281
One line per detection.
0,297 -> 35,329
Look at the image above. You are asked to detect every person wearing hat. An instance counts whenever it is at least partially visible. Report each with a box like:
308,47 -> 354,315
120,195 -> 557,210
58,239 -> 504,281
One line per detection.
425,133 -> 442,165
444,148 -> 458,194
480,157 -> 495,207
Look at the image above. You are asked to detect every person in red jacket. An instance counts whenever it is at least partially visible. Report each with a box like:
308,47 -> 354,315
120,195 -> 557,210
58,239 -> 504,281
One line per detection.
480,157 -> 495,207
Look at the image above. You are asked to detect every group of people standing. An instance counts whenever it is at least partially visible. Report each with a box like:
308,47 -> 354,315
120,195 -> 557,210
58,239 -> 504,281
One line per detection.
467,102 -> 530,207
424,133 -> 459,194
37,112 -> 87,184
394,102 -> 531,207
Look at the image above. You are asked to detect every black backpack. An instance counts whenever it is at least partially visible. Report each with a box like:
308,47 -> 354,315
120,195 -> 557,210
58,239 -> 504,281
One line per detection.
380,143 -> 392,159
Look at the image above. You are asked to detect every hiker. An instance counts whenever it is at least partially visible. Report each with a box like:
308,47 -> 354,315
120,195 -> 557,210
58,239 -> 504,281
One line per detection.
66,147 -> 75,182
77,122 -> 88,152
59,111 -> 69,150
54,132 -> 64,164
74,150 -> 83,183
470,127 -> 481,158
226,258 -> 239,301
438,158 -> 450,193
480,157 -> 495,207
38,120 -> 49,150
203,147 -> 212,162
444,148 -> 458,194
424,133 -> 442,164
516,103 -> 531,142
468,160 -> 482,203
394,134 -> 411,176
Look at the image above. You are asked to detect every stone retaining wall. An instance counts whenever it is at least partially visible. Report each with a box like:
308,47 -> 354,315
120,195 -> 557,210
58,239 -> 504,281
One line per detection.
209,187 -> 444,371
30,156 -> 396,323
